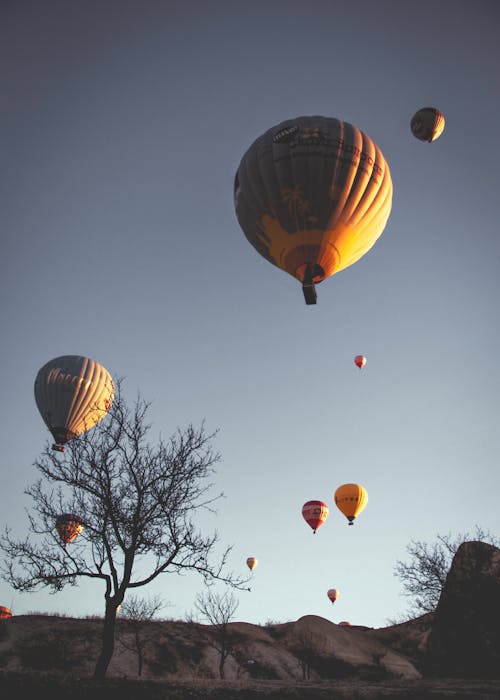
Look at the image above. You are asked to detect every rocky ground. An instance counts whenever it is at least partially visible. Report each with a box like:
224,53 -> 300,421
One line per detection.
1,542 -> 499,698
2,671 -> 500,699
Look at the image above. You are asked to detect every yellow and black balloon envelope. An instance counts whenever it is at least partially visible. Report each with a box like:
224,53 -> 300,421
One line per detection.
234,116 -> 393,304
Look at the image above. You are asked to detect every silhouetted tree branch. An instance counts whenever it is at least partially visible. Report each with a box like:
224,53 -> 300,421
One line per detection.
394,526 -> 499,616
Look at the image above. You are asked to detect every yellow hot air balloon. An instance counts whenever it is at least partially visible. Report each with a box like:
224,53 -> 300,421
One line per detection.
334,483 -> 368,525
410,107 -> 445,142
246,557 -> 258,572
34,355 -> 114,451
234,116 -> 393,304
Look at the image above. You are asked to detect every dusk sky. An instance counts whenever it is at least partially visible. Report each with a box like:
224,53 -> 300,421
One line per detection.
1,0 -> 499,629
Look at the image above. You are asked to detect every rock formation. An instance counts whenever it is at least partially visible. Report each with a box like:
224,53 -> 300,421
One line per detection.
425,541 -> 500,678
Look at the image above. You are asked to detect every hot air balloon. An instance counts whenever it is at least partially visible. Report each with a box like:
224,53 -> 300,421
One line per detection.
34,355 -> 114,451
327,589 -> 339,604
410,107 -> 445,142
234,116 -> 393,304
354,355 -> 366,369
55,513 -> 84,544
302,500 -> 329,533
334,483 -> 368,525
246,557 -> 258,572
0,606 -> 12,619
339,621 -> 352,626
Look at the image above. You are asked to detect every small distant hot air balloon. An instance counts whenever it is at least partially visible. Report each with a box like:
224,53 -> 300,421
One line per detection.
410,107 -> 445,142
246,557 -> 258,572
0,606 -> 12,619
55,513 -> 84,544
339,620 -> 351,626
234,116 -> 393,304
354,355 -> 366,369
34,355 -> 114,451
302,500 -> 329,533
334,483 -> 368,525
327,589 -> 339,604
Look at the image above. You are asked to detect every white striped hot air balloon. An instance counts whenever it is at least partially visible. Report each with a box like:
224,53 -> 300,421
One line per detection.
34,355 -> 114,451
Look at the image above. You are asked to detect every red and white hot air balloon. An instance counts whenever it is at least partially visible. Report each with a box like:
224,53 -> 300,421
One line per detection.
354,355 -> 366,369
55,513 -> 84,544
302,500 -> 329,534
327,589 -> 340,604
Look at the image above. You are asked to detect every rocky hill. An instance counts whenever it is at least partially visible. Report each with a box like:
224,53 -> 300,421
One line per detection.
0,541 -> 499,698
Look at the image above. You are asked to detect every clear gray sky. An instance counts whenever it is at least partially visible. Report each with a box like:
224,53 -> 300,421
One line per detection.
1,0 -> 499,628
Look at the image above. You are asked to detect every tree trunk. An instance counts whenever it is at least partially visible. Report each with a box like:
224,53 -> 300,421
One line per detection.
219,639 -> 227,679
135,630 -> 143,677
93,602 -> 118,680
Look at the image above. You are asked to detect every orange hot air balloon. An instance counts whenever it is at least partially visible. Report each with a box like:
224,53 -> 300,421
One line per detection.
55,513 -> 84,544
234,116 -> 393,304
246,557 -> 258,572
410,107 -> 445,142
302,500 -> 329,533
334,483 -> 368,525
354,355 -> 366,369
339,621 -> 352,626
327,589 -> 339,604
34,355 -> 114,452
0,606 -> 12,619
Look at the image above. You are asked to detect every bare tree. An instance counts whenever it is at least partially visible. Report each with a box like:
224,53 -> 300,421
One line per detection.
0,381 -> 248,680
116,593 -> 165,676
394,526 -> 499,616
194,588 -> 239,679
292,628 -> 317,680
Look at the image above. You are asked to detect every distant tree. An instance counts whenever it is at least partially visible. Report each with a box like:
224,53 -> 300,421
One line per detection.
194,588 -> 239,679
292,628 -> 317,680
0,381 -> 248,680
394,526 -> 499,616
116,593 -> 166,676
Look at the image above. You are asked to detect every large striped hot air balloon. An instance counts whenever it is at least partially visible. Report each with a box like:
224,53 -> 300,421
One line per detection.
302,500 -> 329,533
234,115 -> 393,304
0,606 -> 12,619
334,483 -> 368,525
34,355 -> 114,451
410,107 -> 445,142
